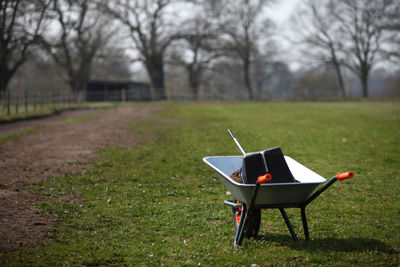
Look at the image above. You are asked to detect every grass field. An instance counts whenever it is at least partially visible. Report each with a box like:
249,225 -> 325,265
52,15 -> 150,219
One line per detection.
2,101 -> 400,265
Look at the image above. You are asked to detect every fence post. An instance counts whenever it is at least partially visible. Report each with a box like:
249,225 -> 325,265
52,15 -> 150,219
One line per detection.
7,90 -> 10,115
33,92 -> 36,110
25,90 -> 28,113
15,94 -> 19,114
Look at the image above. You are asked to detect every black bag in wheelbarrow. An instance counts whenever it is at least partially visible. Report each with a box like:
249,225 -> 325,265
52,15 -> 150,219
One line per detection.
241,147 -> 297,184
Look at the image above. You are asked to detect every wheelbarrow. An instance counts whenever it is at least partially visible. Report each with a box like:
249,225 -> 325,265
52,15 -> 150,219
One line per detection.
202,130 -> 354,246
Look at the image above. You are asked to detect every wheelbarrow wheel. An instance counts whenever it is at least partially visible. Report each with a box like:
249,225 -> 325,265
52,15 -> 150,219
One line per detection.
232,203 -> 261,238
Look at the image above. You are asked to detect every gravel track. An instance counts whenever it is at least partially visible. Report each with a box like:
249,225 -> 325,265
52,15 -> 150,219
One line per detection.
0,105 -> 156,255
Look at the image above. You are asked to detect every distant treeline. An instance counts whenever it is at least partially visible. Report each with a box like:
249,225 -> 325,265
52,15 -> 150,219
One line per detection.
1,0 -> 399,101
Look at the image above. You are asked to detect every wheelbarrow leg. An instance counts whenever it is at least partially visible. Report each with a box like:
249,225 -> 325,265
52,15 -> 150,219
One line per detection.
301,207 -> 310,241
234,203 -> 247,246
279,208 -> 300,242
235,181 -> 262,246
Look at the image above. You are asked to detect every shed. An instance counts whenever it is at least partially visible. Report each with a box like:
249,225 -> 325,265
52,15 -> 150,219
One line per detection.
86,80 -> 151,102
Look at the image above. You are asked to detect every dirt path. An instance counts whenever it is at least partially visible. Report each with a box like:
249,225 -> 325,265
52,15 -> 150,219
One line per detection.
0,105 -> 157,255
0,109 -> 93,137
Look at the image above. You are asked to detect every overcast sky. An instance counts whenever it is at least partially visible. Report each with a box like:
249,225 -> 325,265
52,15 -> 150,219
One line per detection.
265,0 -> 302,70
266,0 -> 301,24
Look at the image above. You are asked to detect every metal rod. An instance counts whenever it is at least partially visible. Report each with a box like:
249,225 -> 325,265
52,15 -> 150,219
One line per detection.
279,208 -> 300,242
234,203 -> 247,246
260,152 -> 269,173
248,182 -> 261,209
257,203 -> 299,209
234,182 -> 261,246
224,200 -> 242,208
228,129 -> 246,156
304,176 -> 338,206
301,207 -> 310,241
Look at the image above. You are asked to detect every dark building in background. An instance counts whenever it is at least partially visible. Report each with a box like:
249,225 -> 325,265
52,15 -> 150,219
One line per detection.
86,80 -> 151,101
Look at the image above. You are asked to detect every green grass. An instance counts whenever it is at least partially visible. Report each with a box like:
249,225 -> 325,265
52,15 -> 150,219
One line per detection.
2,101 -> 400,265
0,127 -> 36,143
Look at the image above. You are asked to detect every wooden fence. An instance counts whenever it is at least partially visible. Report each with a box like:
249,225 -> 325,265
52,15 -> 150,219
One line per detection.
0,91 -> 76,115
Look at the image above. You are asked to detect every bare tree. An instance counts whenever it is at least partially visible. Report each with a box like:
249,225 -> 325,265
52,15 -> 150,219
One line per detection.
41,0 -> 112,99
8,52 -> 70,96
380,0 -> 400,62
214,0 -> 273,99
91,46 -> 133,81
291,0 -> 347,98
292,0 -> 388,98
101,0 -> 182,100
295,67 -> 342,99
335,0 -> 386,98
169,13 -> 222,99
0,0 -> 49,98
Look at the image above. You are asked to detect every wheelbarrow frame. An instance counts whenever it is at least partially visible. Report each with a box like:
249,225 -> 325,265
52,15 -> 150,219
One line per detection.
203,155 -> 353,246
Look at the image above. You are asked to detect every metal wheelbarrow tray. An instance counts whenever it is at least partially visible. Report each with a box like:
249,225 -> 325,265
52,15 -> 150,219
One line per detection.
203,155 -> 354,246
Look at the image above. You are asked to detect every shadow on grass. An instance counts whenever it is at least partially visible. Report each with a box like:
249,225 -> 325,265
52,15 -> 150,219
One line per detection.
254,233 -> 397,254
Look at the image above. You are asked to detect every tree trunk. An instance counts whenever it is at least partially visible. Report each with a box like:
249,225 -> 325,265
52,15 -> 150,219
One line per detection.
68,80 -> 80,102
329,46 -> 346,98
188,64 -> 202,100
0,65 -> 13,100
361,72 -> 369,98
243,58 -> 253,99
146,55 -> 166,100
0,75 -> 10,100
332,62 -> 346,98
360,64 -> 369,98
75,78 -> 88,102
69,74 -> 88,102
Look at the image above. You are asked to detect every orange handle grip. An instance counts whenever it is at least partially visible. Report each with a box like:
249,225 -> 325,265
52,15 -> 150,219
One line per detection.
337,171 -> 354,181
258,173 -> 272,184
